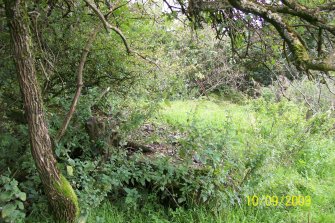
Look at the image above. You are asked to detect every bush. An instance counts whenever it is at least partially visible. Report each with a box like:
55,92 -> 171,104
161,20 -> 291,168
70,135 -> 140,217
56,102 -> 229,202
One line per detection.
0,175 -> 26,223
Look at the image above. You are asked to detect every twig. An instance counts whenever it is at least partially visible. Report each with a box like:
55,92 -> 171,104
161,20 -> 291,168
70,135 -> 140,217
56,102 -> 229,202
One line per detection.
91,87 -> 111,108
317,77 -> 322,109
290,79 -> 316,113
132,50 -> 160,69
323,74 -> 335,95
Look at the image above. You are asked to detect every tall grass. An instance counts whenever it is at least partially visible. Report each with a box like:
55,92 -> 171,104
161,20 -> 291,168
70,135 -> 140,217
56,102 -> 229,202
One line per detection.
156,98 -> 335,222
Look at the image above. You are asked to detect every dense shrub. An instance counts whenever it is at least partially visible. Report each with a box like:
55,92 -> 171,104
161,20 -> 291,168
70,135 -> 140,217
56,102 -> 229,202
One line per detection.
0,175 -> 26,223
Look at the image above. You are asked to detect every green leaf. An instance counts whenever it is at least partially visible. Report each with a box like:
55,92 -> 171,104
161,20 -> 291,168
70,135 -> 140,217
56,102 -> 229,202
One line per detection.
67,165 -> 74,176
0,191 -> 12,202
18,192 -> 26,201
177,197 -> 186,203
1,203 -> 16,218
17,201 -> 24,210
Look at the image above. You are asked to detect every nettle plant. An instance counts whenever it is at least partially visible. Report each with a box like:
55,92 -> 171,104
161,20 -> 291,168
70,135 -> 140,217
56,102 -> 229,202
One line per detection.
0,175 -> 26,223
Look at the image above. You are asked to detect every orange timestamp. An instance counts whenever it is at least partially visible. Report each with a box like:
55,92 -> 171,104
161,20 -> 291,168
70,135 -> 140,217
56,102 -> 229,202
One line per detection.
246,195 -> 311,207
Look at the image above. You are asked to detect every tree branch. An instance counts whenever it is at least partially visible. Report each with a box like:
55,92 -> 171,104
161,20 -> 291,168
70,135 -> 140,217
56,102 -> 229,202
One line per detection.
268,1 -> 335,36
84,0 -> 130,53
84,0 -> 160,68
55,26 -> 100,143
183,0 -> 335,72
227,0 -> 335,72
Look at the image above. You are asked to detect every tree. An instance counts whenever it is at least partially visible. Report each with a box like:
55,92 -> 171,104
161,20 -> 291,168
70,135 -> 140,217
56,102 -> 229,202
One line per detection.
4,1 -> 79,222
168,0 -> 335,74
3,0 -> 140,221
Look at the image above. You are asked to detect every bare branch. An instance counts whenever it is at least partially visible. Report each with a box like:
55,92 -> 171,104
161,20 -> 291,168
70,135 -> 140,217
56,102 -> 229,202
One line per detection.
91,87 -> 111,108
132,50 -> 160,69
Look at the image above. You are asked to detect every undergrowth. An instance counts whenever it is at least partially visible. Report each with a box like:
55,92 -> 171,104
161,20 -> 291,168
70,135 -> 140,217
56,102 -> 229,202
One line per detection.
5,98 -> 335,223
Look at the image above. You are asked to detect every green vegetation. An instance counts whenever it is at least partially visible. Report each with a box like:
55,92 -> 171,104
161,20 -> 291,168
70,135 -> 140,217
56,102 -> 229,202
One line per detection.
159,99 -> 335,221
1,0 -> 335,222
25,99 -> 335,222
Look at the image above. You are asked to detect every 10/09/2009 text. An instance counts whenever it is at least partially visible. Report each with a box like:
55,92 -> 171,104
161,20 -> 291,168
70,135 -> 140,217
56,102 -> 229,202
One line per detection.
246,195 -> 311,207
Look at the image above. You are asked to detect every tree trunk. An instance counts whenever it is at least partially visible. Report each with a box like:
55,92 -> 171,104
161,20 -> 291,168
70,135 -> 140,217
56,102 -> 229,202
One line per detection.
4,1 -> 79,222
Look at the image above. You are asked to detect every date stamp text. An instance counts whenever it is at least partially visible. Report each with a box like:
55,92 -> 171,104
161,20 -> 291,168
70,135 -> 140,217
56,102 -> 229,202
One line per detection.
246,195 -> 311,207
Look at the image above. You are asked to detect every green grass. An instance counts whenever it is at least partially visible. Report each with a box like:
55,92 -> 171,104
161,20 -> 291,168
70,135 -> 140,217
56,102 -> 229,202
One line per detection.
159,99 -> 251,130
86,201 -> 317,223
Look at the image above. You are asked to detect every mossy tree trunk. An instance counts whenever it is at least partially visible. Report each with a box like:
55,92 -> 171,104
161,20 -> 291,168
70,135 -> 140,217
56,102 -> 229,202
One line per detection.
4,1 -> 79,222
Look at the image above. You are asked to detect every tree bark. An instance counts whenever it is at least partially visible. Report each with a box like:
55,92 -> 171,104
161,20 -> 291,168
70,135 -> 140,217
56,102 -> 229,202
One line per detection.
4,1 -> 79,222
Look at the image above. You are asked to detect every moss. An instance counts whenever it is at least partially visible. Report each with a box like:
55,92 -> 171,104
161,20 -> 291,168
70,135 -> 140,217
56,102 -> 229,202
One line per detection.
292,39 -> 335,72
53,174 -> 80,222
292,41 -> 309,63
55,174 -> 79,212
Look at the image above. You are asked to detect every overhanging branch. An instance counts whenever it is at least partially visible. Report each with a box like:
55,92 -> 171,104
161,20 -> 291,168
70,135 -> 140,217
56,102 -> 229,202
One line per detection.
226,0 -> 335,72
84,0 -> 131,53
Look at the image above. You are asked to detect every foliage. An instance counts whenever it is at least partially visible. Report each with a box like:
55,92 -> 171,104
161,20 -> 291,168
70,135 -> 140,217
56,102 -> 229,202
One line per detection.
158,99 -> 335,222
24,97 -> 335,222
0,175 -> 26,223
1,0 -> 335,222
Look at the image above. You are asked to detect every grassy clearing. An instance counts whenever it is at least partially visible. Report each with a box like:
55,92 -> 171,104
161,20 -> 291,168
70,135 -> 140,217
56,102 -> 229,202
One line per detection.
159,99 -> 250,130
156,99 -> 335,222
